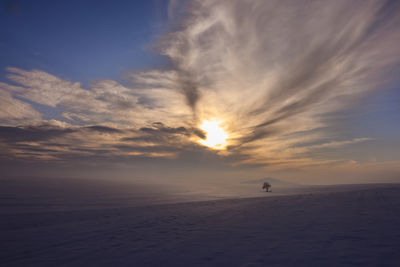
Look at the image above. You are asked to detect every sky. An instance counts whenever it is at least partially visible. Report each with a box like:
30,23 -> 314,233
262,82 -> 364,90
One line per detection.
1,0 -> 400,185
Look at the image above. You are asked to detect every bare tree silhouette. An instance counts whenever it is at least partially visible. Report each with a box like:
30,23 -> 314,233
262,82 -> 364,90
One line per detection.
262,182 -> 271,192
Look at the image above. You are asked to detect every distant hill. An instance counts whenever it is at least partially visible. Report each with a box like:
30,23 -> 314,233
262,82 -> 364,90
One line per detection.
241,177 -> 303,187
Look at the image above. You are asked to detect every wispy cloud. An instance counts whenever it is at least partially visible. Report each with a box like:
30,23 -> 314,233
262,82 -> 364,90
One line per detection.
1,0 -> 400,169
0,90 -> 42,124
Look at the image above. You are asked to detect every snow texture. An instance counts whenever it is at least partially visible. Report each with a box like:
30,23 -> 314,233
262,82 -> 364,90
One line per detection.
1,179 -> 400,266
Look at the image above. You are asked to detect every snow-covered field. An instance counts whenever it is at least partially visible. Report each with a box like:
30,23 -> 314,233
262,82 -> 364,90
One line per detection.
1,178 -> 400,266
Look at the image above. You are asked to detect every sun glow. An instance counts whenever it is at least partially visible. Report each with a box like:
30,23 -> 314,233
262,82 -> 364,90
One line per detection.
198,120 -> 228,149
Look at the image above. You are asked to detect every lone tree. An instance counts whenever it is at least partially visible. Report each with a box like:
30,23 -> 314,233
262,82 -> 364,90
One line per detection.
262,182 -> 271,192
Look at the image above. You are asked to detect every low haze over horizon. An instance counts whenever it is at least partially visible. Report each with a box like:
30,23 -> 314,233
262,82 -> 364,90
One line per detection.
1,0 -> 400,185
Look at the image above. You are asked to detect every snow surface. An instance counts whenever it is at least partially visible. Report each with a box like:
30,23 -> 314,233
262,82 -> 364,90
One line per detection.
1,179 -> 400,266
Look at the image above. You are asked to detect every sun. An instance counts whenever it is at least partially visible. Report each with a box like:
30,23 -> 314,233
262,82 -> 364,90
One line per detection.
198,120 -> 228,149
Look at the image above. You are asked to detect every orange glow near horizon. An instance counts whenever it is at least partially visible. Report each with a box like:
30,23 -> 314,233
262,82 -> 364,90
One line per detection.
198,120 -> 228,149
